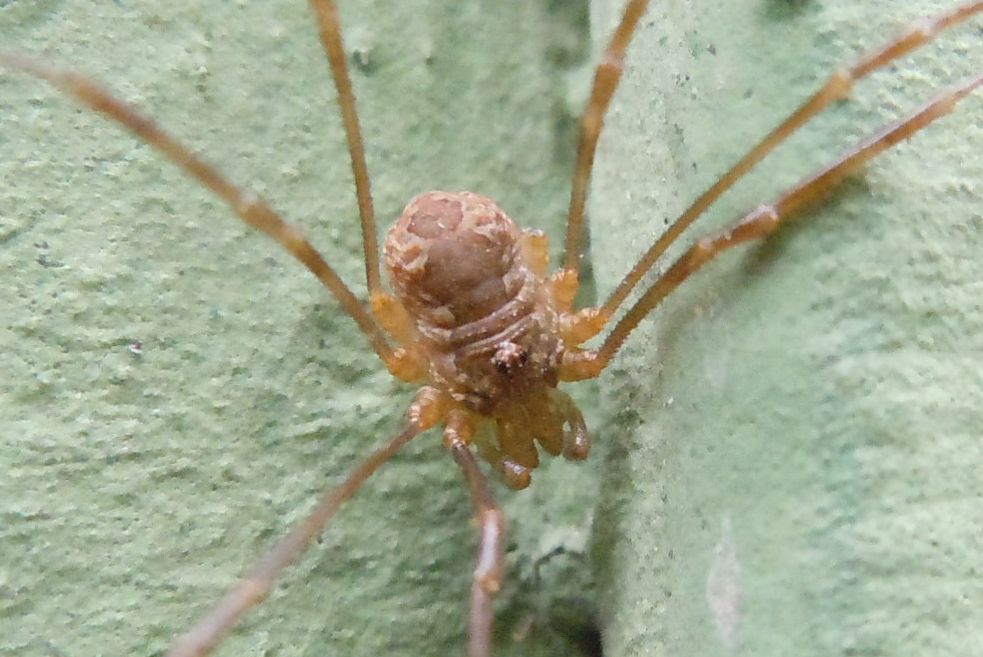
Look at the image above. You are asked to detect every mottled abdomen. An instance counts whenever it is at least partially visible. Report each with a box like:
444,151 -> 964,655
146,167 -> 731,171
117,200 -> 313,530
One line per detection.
384,191 -> 588,487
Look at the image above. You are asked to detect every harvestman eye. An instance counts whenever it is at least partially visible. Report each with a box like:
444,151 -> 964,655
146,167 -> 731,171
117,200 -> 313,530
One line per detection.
1,1 -> 980,656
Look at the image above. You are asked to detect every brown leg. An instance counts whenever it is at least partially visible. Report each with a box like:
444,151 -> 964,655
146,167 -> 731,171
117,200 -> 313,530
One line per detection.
308,0 -> 381,296
0,51 -> 403,368
561,0 -> 651,277
165,384 -> 456,657
561,72 -> 982,380
600,1 -> 983,318
165,422 -> 421,657
445,416 -> 506,657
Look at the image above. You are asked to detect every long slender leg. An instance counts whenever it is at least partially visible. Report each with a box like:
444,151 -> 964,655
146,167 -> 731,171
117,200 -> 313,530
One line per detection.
0,51 -> 404,368
560,71 -> 982,380
561,0 -> 650,278
166,387 -> 450,657
445,414 -> 506,657
308,0 -> 381,296
599,1 -> 983,318
167,418 -> 426,657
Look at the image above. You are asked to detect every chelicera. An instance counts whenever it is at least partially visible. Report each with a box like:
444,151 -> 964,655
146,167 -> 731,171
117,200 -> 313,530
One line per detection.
2,1 -> 980,656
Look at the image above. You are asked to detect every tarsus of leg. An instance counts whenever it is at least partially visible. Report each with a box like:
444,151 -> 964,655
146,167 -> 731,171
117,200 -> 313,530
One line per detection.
561,0 -> 651,278
0,51 -> 397,365
166,420 -> 423,657
308,0 -> 382,297
448,433 -> 505,657
599,1 -> 983,319
570,72 -> 983,376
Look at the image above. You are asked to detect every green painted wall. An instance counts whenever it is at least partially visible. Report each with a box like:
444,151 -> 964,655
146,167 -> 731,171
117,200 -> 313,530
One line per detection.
3,2 -> 981,657
589,1 -> 983,656
0,2 -> 598,656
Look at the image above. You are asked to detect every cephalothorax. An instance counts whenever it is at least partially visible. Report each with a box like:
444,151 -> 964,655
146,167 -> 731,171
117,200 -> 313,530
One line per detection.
385,190 -> 593,487
2,1 -> 980,656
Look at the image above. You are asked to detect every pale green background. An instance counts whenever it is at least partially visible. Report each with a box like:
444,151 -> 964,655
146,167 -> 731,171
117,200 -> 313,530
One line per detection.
590,1 -> 983,656
1,2 -> 595,656
1,2 -> 981,657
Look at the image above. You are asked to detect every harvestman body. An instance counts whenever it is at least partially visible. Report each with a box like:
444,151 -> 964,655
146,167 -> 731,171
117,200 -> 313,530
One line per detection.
2,1 -> 981,655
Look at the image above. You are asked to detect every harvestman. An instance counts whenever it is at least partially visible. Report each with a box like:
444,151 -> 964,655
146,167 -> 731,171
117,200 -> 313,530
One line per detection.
2,1 -> 981,655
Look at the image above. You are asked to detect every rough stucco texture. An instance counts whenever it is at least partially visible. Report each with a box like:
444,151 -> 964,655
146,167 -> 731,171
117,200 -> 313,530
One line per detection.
0,2 -> 598,657
588,2 -> 983,657
3,2 -> 982,657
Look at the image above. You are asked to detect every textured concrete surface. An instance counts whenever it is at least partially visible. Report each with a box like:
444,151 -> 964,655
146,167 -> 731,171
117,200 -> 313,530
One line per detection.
589,1 -> 983,656
0,2 -> 600,656
4,2 -> 981,657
